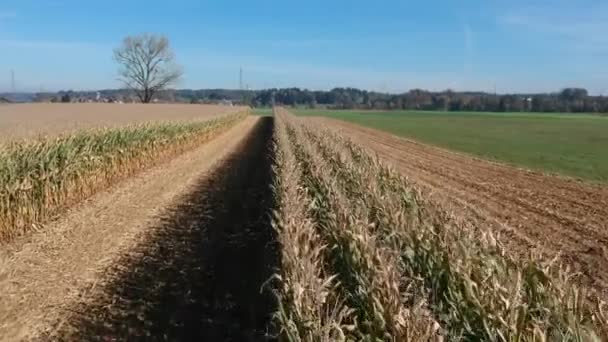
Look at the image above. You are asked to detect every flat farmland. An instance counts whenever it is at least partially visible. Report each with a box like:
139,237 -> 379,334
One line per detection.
1,107 -> 607,340
306,116 -> 608,295
0,103 -> 245,140
295,109 -> 608,182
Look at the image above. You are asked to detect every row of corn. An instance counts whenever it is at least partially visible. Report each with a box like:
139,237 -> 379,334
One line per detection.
270,108 -> 606,341
0,112 -> 247,241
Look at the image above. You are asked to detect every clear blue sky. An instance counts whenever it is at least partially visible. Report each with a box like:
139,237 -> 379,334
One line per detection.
1,0 -> 606,94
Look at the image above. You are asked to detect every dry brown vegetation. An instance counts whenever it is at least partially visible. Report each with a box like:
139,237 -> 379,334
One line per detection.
2,105 -> 608,341
0,110 -> 247,241
309,117 -> 608,298
0,117 -> 268,340
272,108 -> 606,341
49,117 -> 279,340
0,103 -> 244,141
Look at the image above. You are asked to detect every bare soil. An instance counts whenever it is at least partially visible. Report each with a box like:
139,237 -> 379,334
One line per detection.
0,103 -> 245,141
309,117 -> 608,297
0,116 -> 278,341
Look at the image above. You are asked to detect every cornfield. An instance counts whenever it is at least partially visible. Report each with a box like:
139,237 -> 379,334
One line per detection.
3,106 -> 607,340
271,108 -> 607,341
0,111 -> 247,241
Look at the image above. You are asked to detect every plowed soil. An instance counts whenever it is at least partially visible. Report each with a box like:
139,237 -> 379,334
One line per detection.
0,103 -> 245,141
308,117 -> 608,297
0,116 -> 279,341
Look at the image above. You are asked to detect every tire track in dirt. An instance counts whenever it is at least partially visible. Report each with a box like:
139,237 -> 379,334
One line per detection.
51,117 -> 278,341
371,140 -> 605,246
308,117 -> 608,296
0,117 -> 271,341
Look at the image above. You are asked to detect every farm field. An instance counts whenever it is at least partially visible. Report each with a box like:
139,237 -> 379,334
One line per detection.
251,107 -> 274,116
0,103 -> 244,140
0,116 -> 273,340
294,109 -> 608,182
271,109 -> 606,340
306,116 -> 608,294
1,107 -> 607,340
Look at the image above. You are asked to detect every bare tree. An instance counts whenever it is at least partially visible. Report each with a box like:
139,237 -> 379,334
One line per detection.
113,34 -> 183,103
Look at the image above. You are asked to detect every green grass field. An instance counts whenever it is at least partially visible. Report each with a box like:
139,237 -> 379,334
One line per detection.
294,109 -> 608,183
251,107 -> 274,116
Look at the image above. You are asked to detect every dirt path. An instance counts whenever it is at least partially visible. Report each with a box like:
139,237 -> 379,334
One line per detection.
308,117 -> 608,296
0,116 -> 278,341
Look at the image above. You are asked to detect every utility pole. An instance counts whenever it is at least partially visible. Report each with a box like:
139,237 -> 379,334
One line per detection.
239,67 -> 248,105
239,67 -> 243,90
11,70 -> 15,93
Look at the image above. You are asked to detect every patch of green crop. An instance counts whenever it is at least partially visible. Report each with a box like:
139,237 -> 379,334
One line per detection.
294,109 -> 608,182
251,107 -> 274,116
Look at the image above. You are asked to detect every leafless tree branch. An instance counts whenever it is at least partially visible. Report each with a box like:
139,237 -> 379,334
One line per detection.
113,34 -> 183,103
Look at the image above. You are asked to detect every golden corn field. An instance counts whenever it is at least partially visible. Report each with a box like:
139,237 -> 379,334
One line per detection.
0,110 -> 247,241
270,108 -> 607,341
1,105 -> 607,341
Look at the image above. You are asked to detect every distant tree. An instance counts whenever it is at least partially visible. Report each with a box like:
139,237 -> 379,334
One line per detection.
60,93 -> 72,103
450,98 -> 463,111
433,95 -> 450,111
208,92 -> 225,101
113,34 -> 183,103
559,88 -> 588,102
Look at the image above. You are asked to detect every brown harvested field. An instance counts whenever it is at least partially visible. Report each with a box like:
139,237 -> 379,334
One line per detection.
307,116 -> 608,297
0,116 -> 279,340
0,103 -> 245,141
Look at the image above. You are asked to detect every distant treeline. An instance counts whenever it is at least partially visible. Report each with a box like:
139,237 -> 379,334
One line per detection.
14,87 -> 608,113
248,87 -> 608,113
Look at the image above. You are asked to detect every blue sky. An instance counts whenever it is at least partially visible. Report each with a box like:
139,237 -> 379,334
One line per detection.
1,0 -> 607,94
